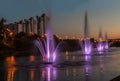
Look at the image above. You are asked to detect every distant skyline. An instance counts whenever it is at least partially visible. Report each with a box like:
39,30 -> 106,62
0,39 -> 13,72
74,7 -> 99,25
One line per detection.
0,0 -> 120,39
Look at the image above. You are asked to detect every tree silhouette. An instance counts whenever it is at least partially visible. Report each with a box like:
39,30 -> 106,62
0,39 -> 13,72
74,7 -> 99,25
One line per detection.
0,17 -> 6,27
0,17 -> 6,41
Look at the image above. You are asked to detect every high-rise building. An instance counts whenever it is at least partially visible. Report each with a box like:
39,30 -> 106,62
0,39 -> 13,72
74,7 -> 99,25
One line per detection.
6,13 -> 48,35
41,13 -> 46,36
36,16 -> 41,35
14,22 -> 18,34
24,19 -> 29,34
18,23 -> 23,33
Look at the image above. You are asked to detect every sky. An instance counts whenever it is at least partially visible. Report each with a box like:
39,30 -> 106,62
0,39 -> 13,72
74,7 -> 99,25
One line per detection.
0,0 -> 120,39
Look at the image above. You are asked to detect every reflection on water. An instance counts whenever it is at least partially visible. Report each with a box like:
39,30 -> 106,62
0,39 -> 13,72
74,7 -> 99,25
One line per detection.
29,55 -> 35,81
99,56 -> 104,73
30,55 -> 58,81
85,55 -> 91,62
73,68 -> 77,77
98,51 -> 104,54
65,50 -> 69,56
5,55 -> 58,81
65,50 -> 69,60
6,56 -> 16,67
84,55 -> 92,81
30,69 -> 35,81
7,67 -> 16,81
66,67 -> 69,77
39,65 -> 57,81
98,55 -> 105,81
2,48 -> 120,81
5,56 -> 16,81
72,56 -> 76,61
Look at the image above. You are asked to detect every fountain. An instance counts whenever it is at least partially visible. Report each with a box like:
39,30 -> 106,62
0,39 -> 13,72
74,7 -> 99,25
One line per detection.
104,32 -> 109,50
80,12 -> 92,54
97,28 -> 104,52
33,15 -> 61,63
97,30 -> 110,53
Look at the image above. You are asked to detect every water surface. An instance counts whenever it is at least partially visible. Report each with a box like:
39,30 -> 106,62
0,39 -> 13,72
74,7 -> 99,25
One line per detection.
1,47 -> 120,81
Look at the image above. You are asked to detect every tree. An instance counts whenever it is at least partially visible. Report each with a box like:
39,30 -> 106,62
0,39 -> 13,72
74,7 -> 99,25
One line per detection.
0,18 -> 6,42
0,18 -> 6,26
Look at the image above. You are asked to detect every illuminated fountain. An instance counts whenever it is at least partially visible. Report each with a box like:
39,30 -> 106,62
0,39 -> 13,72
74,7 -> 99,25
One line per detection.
104,32 -> 109,50
97,30 -> 110,53
97,28 -> 104,52
80,12 -> 92,54
33,16 -> 61,63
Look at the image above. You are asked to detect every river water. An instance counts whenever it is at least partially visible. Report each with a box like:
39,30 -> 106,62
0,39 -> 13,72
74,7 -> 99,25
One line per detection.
0,47 -> 120,81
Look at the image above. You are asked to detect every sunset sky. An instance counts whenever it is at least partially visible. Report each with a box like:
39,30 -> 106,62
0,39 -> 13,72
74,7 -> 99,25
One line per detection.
0,0 -> 120,39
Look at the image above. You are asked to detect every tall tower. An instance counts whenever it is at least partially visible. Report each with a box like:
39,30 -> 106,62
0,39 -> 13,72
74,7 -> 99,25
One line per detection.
84,12 -> 89,39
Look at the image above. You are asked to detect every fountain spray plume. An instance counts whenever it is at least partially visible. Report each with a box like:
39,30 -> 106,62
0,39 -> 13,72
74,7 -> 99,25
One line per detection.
45,16 -> 56,62
97,28 -> 104,52
33,14 -> 62,63
104,32 -> 109,50
80,12 -> 92,54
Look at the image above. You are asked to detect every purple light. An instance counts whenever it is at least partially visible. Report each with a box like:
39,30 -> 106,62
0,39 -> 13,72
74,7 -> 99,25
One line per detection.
85,55 -> 91,61
85,40 -> 92,54
97,28 -> 105,53
53,68 -> 57,80
81,39 -> 92,54
104,32 -> 109,50
97,31 -> 110,53
84,55 -> 91,75
44,66 -> 57,81
104,41 -> 109,50
33,17 -> 61,63
47,67 -> 51,81
46,23 -> 55,62
97,42 -> 104,52
80,12 -> 92,55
